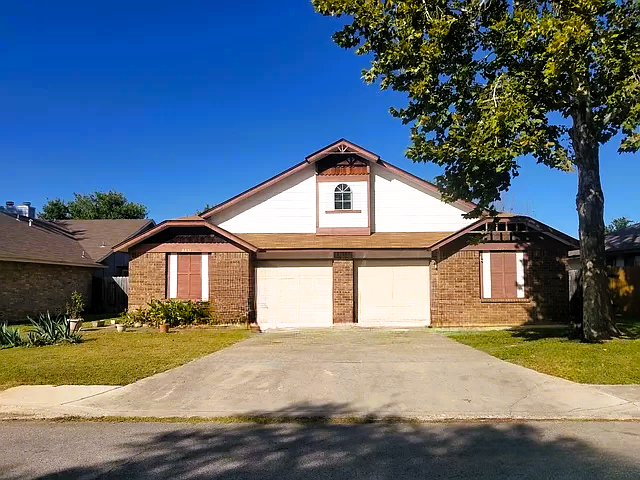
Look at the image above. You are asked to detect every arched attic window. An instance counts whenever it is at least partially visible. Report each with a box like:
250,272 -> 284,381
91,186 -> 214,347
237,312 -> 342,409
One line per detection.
334,183 -> 352,210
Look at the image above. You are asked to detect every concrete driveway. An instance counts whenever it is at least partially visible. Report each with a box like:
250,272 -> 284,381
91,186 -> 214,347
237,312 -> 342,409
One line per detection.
47,328 -> 638,420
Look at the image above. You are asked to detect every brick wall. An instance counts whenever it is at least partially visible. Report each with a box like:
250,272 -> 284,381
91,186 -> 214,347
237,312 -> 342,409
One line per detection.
128,250 -> 166,311
0,260 -> 93,322
209,252 -> 253,322
431,241 -> 569,327
333,256 -> 354,323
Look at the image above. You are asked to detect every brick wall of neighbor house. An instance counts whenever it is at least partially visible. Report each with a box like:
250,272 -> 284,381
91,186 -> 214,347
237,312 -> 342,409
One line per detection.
431,242 -> 569,326
333,256 -> 354,323
127,251 -> 166,311
0,260 -> 93,322
209,252 -> 253,322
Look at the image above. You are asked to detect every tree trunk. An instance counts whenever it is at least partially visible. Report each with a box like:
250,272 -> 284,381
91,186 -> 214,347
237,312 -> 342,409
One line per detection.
572,102 -> 618,342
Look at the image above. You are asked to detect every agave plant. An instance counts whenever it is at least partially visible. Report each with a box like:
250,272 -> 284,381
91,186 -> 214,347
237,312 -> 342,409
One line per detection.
0,323 -> 24,348
27,312 -> 82,346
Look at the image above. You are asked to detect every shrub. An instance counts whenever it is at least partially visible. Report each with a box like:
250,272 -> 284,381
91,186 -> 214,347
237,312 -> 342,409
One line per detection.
66,291 -> 84,319
119,308 -> 149,326
27,312 -> 82,346
0,324 -> 24,348
147,299 -> 210,327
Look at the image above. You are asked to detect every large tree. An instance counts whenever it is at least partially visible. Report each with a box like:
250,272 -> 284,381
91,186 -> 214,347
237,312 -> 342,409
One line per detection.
313,0 -> 639,341
40,191 -> 148,220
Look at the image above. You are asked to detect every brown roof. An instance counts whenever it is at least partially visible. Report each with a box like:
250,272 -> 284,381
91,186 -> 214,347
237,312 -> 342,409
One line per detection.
606,223 -> 640,253
0,212 -> 101,267
234,232 -> 453,250
56,219 -> 155,262
428,215 -> 579,251
113,217 -> 259,253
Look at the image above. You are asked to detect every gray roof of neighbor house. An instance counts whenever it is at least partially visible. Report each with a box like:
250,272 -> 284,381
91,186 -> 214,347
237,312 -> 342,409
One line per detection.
56,219 -> 155,262
606,223 -> 640,254
0,211 -> 100,267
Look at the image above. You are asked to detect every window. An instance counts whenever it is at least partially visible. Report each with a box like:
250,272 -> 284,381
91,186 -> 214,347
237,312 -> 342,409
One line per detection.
481,252 -> 526,299
168,253 -> 209,301
334,183 -> 352,210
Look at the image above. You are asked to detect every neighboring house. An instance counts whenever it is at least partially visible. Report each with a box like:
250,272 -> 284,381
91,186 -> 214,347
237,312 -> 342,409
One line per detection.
0,211 -> 101,322
0,210 -> 155,322
55,219 -> 155,312
606,223 -> 640,267
115,139 -> 578,329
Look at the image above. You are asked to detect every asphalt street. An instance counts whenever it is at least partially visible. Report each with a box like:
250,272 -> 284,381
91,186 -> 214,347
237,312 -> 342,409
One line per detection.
2,420 -> 640,479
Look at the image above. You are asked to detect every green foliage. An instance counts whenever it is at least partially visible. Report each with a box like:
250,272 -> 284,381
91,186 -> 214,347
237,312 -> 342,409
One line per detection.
195,204 -> 214,216
40,190 -> 148,220
0,324 -> 24,348
119,308 -> 149,327
312,0 -> 640,214
66,291 -> 85,319
26,312 -> 82,346
39,199 -> 69,221
146,300 -> 211,327
605,216 -> 634,234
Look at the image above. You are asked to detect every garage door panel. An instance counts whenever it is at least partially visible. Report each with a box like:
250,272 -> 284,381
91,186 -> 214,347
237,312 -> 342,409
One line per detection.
256,261 -> 332,329
357,260 -> 430,326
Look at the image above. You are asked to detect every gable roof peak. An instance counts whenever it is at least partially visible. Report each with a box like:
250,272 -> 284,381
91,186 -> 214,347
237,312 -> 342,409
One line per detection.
305,139 -> 380,164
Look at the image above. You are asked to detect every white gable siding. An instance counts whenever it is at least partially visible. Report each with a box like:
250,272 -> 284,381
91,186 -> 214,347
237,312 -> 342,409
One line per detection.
212,167 -> 316,233
317,181 -> 368,229
372,164 -> 474,232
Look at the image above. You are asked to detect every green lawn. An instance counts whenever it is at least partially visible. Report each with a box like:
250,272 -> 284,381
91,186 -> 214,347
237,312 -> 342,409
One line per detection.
0,326 -> 251,390
448,318 -> 640,384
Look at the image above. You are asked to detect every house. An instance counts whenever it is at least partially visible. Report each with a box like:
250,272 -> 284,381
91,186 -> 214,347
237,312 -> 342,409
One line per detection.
115,139 -> 578,328
606,223 -> 640,267
0,211 -> 100,322
0,209 -> 154,322
55,219 -> 155,312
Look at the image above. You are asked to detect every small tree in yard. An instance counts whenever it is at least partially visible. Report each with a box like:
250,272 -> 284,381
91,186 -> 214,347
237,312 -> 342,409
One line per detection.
313,0 -> 640,342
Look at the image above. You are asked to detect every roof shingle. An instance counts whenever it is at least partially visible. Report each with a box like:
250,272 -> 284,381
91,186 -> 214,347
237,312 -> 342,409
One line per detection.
234,232 -> 452,250
0,212 -> 100,267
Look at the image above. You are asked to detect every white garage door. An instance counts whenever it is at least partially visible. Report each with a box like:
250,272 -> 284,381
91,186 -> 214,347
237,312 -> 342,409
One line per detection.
357,259 -> 430,326
256,260 -> 333,329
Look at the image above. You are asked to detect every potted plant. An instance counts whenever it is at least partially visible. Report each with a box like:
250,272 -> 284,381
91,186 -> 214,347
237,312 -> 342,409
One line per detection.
66,291 -> 84,333
115,312 -> 132,333
159,322 -> 170,333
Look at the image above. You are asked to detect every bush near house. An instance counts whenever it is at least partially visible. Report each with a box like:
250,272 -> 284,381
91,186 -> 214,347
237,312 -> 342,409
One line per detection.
120,299 -> 246,328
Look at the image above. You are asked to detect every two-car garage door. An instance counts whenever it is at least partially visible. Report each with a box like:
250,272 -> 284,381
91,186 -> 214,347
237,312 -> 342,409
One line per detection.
256,259 -> 430,328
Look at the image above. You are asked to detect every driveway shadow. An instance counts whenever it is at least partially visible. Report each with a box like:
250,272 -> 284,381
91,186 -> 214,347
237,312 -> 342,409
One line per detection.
18,403 -> 640,480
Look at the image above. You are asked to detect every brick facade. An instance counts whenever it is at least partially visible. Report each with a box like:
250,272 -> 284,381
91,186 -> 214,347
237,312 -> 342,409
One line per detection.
127,248 -> 253,322
209,252 -> 253,322
0,260 -> 93,322
430,240 -> 570,327
332,256 -> 354,323
127,250 -> 167,311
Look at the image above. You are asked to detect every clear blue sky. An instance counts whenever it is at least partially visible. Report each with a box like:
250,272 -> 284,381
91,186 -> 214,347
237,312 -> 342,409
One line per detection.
2,1 -> 637,237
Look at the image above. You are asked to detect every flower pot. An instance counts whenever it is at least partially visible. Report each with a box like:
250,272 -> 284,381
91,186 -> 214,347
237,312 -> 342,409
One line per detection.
69,319 -> 83,333
92,320 -> 105,328
116,324 -> 126,333
249,324 -> 261,333
110,319 -> 117,325
159,324 -> 169,334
